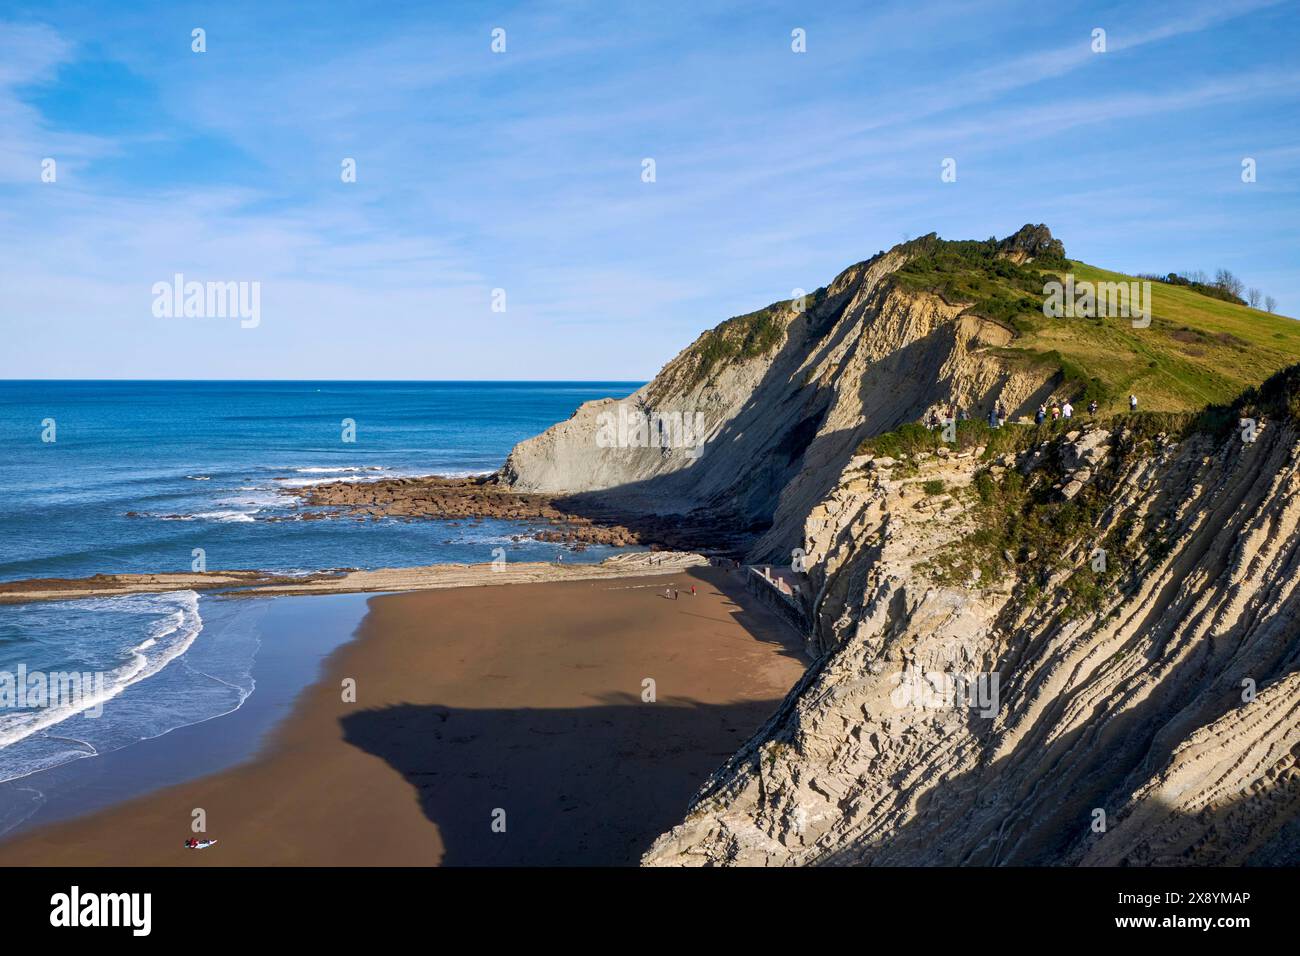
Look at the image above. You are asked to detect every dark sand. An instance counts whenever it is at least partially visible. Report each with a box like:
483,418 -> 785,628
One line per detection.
0,566 -> 805,865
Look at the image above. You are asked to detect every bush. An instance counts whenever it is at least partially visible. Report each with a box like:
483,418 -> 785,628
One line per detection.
857,418 -> 1036,460
688,303 -> 788,386
891,235 -> 1062,330
1136,271 -> 1247,306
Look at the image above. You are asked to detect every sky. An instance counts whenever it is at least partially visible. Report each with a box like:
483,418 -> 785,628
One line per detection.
1,0 -> 1297,380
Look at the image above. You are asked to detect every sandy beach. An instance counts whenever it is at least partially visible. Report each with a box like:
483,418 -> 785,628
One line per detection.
0,565 -> 805,866
0,551 -> 710,604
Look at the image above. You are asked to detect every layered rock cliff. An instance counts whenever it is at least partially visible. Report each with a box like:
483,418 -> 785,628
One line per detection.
643,386 -> 1300,865
501,229 -> 1065,560
498,225 -> 1300,866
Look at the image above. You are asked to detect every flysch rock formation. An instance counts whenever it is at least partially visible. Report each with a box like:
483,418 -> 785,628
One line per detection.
499,225 -> 1300,866
500,227 -> 1064,561
641,413 -> 1300,865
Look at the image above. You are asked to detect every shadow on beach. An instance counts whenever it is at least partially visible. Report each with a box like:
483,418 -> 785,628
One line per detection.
340,694 -> 775,865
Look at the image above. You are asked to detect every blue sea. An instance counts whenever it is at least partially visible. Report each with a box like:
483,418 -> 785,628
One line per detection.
0,381 -> 638,805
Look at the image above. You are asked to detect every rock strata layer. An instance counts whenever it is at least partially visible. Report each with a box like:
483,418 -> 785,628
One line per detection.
643,418 -> 1300,866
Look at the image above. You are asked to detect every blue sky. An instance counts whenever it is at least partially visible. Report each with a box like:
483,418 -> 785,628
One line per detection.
1,0 -> 1297,379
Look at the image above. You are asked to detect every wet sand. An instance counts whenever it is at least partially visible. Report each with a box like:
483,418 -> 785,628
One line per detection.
0,566 -> 805,866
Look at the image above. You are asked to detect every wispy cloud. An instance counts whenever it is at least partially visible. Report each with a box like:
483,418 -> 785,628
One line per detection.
0,0 -> 1296,379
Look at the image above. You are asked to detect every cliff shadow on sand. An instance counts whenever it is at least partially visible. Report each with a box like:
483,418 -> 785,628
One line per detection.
339,695 -> 786,865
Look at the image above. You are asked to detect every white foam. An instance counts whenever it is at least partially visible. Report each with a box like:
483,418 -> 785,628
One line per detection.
171,510 -> 258,523
276,469 -> 420,488
0,591 -> 203,756
274,476 -> 365,488
216,490 -> 283,509
431,469 -> 497,479
270,464 -> 495,489
291,465 -> 386,474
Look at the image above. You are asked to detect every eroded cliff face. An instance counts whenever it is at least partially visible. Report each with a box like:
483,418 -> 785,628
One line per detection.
497,224 -> 1299,866
643,414 -> 1300,866
500,240 -> 1057,561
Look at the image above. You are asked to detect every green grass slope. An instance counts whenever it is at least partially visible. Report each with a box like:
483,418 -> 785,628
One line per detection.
1017,261 -> 1300,413
894,233 -> 1300,414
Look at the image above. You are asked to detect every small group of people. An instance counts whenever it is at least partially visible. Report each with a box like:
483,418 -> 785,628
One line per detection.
1036,400 -> 1074,423
1034,397 -> 1108,424
925,400 -> 1006,430
928,391 -> 1138,432
926,404 -> 972,430
663,586 -> 697,600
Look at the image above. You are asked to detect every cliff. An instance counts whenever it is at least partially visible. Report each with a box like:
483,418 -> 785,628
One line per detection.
643,374 -> 1300,865
501,226 -> 1300,564
495,225 -> 1300,866
502,229 -> 1066,559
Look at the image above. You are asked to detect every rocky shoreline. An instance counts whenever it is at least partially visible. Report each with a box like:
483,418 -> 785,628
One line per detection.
5,475 -> 747,606
295,475 -> 631,546
294,474 -> 742,553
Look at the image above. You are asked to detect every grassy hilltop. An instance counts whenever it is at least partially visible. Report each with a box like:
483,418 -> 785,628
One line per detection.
676,227 -> 1298,416
893,233 -> 1300,414
1016,261 -> 1300,413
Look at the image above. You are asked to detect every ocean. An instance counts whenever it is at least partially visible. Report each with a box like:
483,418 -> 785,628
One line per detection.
0,380 -> 639,806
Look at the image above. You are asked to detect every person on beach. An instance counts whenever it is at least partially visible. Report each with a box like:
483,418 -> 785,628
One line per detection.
690,585 -> 696,597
